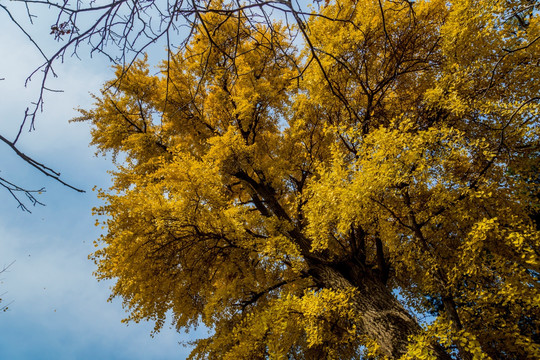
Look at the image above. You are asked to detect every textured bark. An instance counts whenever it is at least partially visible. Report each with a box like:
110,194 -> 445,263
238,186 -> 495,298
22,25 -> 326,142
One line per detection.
308,261 -> 452,359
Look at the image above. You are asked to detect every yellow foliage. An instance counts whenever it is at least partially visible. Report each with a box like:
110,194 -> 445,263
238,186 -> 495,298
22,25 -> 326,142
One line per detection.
78,0 -> 540,358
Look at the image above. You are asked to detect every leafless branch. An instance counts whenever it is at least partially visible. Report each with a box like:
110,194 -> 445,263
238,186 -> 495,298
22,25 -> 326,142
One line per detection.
0,261 -> 15,312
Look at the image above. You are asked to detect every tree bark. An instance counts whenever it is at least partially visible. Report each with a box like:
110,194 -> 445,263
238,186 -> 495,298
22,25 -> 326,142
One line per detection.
308,260 -> 452,359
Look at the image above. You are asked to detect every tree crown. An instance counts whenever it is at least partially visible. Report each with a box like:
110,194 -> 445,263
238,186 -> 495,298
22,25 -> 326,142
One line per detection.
78,0 -> 540,358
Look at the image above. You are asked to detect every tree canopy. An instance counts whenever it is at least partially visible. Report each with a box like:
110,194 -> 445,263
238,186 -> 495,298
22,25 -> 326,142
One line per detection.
78,0 -> 540,358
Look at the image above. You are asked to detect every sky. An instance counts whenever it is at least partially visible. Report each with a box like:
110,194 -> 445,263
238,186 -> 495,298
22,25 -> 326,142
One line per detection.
0,2 -> 207,359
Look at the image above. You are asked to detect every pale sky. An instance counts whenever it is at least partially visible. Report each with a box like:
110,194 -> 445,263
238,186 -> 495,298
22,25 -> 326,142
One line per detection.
0,2 -> 207,359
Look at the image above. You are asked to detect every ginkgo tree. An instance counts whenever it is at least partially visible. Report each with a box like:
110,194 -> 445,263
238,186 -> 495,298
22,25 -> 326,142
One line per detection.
77,0 -> 540,358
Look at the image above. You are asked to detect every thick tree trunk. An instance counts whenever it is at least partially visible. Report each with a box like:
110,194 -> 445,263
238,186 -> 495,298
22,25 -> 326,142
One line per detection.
308,261 -> 451,359
238,175 -> 450,358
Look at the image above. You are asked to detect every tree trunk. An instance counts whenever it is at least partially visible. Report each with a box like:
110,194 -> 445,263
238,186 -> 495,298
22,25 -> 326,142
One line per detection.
308,261 -> 451,359
239,175 -> 451,358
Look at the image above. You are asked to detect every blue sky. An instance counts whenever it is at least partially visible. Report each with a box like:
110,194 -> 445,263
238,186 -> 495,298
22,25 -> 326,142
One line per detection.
0,3 -> 207,359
